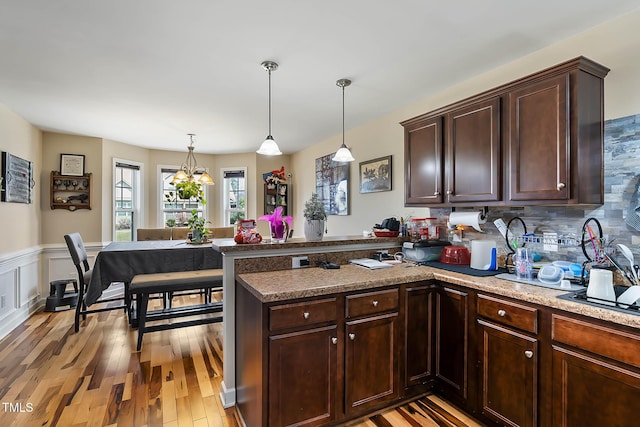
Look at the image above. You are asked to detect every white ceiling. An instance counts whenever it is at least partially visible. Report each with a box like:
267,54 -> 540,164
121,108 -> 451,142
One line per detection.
0,1 -> 638,155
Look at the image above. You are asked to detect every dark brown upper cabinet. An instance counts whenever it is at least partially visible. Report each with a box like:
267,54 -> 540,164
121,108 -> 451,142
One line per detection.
402,56 -> 609,207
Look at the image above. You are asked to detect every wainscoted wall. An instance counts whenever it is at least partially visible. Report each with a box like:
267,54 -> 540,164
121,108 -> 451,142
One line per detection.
0,242 -> 108,340
432,113 -> 640,263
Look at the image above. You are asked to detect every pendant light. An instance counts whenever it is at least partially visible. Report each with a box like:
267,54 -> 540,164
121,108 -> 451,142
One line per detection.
256,60 -> 282,156
332,78 -> 355,163
170,134 -> 215,185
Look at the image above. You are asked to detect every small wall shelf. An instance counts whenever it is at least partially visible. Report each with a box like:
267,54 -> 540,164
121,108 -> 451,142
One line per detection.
50,171 -> 92,211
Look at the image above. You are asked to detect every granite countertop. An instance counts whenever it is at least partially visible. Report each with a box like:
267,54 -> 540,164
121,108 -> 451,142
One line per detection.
211,235 -> 405,253
236,263 -> 640,330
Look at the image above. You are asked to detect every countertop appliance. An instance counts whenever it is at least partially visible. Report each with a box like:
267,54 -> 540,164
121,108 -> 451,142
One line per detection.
403,240 -> 450,262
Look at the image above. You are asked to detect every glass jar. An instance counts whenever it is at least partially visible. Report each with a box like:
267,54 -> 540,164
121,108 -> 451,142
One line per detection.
410,218 -> 438,241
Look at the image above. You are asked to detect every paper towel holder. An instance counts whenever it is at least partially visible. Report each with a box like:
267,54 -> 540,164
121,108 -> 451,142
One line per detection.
448,206 -> 489,232
450,206 -> 489,220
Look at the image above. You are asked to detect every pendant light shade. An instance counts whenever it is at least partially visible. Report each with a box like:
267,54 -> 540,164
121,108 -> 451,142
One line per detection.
332,78 -> 355,162
257,61 -> 282,156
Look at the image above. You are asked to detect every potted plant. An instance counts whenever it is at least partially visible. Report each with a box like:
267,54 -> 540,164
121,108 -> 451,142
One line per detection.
165,180 -> 205,204
303,192 -> 327,241
187,209 -> 210,243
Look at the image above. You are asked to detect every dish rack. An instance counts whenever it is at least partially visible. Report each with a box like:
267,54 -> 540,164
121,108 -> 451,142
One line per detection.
512,234 -> 581,249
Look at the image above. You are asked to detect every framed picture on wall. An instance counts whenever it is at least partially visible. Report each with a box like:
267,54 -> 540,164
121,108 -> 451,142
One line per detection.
60,153 -> 85,176
359,155 -> 391,193
315,153 -> 349,215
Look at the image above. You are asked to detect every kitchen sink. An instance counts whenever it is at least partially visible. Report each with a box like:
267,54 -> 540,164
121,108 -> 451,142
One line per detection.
557,285 -> 640,316
495,272 -> 585,291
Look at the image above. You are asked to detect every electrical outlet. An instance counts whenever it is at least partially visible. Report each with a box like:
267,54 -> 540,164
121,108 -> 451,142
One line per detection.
292,256 -> 309,269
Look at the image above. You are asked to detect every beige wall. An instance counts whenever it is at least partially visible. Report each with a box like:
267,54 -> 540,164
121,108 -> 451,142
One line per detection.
41,133 -> 105,244
0,105 -> 42,255
290,8 -> 640,237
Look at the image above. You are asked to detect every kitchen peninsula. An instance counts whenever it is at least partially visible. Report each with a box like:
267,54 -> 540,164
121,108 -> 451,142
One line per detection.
210,235 -> 405,408
234,260 -> 640,426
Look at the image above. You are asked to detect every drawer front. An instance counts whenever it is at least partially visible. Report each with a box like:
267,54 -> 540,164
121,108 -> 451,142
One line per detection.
552,314 -> 640,369
477,294 -> 538,334
269,297 -> 337,332
346,288 -> 399,318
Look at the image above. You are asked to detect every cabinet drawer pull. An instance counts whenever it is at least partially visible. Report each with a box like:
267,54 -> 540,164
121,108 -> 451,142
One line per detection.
524,350 -> 534,359
303,312 -> 310,319
557,182 -> 566,190
372,300 -> 379,307
349,333 -> 355,341
331,337 -> 338,345
497,309 -> 506,317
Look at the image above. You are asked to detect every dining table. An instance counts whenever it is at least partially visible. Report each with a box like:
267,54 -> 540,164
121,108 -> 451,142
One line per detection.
85,240 -> 222,306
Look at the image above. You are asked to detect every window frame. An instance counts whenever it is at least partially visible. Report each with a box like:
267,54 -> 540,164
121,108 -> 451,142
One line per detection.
158,165 -> 209,227
221,167 -> 247,227
113,158 -> 143,242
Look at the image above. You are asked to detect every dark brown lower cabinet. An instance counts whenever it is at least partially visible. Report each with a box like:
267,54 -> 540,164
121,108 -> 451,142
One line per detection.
434,286 -> 469,407
552,346 -> 640,427
478,320 -> 537,427
268,325 -> 338,426
404,283 -> 434,392
345,312 -> 399,416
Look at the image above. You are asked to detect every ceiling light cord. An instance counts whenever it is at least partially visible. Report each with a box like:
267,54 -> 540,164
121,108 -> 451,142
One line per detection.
332,78 -> 355,162
257,60 -> 282,156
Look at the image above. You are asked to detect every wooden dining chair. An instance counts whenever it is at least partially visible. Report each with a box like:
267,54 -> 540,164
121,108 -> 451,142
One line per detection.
136,228 -> 171,241
171,227 -> 190,240
64,233 -> 130,332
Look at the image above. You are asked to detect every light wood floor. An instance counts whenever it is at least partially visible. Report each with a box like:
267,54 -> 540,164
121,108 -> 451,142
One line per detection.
0,294 -> 482,427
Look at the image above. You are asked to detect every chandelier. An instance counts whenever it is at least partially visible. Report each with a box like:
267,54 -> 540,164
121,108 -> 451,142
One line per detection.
171,134 -> 215,185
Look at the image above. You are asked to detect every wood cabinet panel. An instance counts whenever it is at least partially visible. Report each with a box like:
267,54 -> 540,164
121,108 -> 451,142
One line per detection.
269,297 -> 337,332
552,314 -> 640,369
552,345 -> 640,427
478,320 -> 537,427
404,283 -> 434,390
477,294 -> 538,334
446,97 -> 501,203
435,286 -> 469,404
345,288 -> 398,319
508,74 -> 570,201
404,116 -> 443,204
345,312 -> 399,416
269,325 -> 338,426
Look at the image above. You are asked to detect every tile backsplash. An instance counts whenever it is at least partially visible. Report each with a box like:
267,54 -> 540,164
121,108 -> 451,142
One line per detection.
432,113 -> 640,264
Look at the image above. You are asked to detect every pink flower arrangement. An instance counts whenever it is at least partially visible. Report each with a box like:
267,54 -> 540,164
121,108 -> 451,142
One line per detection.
258,206 -> 293,241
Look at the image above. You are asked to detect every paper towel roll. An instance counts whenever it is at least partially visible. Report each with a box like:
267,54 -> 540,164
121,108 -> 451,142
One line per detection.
449,211 -> 486,232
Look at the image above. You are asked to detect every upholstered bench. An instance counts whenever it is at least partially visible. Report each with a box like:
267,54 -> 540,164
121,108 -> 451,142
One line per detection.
130,269 -> 223,350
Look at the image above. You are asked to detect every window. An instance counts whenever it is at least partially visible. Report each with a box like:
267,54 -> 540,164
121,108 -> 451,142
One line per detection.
161,168 -> 207,226
114,160 -> 142,242
222,168 -> 246,226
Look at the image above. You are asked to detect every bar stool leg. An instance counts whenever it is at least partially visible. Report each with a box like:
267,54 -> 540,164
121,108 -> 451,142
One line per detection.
136,293 -> 149,351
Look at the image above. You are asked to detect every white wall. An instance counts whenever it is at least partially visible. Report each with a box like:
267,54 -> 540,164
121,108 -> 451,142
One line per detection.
290,8 -> 640,237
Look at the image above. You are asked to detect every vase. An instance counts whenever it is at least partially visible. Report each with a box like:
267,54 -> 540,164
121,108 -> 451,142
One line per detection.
270,221 -> 289,244
304,219 -> 325,242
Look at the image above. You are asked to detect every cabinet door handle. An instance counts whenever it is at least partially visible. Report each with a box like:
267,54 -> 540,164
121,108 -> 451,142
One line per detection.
557,182 -> 566,190
497,309 -> 506,317
372,300 -> 379,307
434,191 -> 441,196
331,337 -> 338,345
524,350 -> 534,359
446,190 -> 453,195
349,333 -> 355,341
303,312 -> 310,319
